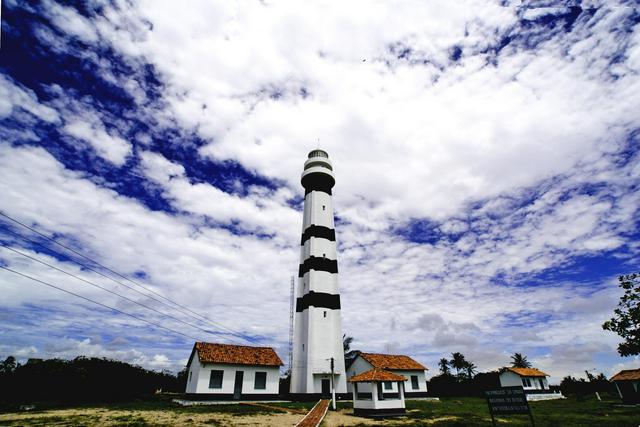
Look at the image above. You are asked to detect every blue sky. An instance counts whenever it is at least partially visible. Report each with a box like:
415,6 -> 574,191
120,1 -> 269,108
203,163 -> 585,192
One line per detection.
0,0 -> 639,381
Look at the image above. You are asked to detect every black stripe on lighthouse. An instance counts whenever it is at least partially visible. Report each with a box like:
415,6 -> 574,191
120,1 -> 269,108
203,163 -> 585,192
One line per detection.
298,256 -> 338,277
301,172 -> 334,196
301,225 -> 336,245
295,291 -> 341,312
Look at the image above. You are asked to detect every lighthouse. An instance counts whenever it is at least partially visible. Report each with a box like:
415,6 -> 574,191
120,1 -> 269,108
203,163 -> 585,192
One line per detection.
290,149 -> 347,398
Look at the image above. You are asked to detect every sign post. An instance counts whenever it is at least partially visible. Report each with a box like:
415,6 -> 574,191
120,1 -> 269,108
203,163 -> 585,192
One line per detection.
485,386 -> 534,427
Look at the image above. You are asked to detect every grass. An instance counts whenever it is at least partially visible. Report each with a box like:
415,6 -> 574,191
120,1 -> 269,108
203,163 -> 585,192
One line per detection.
0,395 -> 637,426
328,395 -> 640,426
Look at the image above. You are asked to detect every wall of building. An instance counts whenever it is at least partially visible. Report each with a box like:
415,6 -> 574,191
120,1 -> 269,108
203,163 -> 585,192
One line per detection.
346,357 -> 428,395
499,371 -> 548,390
186,358 -> 279,395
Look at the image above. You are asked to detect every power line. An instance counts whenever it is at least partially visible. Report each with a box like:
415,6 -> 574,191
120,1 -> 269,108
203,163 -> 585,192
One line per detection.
0,213 -> 258,344
1,244 -> 242,344
1,226 -> 193,316
0,225 -> 248,341
0,211 -> 236,328
0,265 -> 201,342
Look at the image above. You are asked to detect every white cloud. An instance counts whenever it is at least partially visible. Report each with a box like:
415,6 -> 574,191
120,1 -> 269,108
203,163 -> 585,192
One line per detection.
1,0 -> 639,378
0,75 -> 59,123
63,120 -> 132,166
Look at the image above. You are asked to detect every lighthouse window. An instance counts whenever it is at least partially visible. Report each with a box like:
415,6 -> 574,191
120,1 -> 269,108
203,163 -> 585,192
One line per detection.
322,205 -> 325,210
304,161 -> 333,171
323,311 -> 327,318
302,344 -> 304,351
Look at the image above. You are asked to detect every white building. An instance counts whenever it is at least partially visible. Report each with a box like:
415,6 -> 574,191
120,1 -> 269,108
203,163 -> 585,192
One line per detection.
498,367 -> 563,401
610,368 -> 640,404
347,352 -> 429,398
290,150 -> 347,397
349,369 -> 407,417
185,342 -> 283,400
498,367 -> 549,391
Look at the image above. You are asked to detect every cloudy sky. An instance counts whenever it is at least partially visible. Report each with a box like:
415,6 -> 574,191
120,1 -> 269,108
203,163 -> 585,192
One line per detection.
1,0 -> 639,382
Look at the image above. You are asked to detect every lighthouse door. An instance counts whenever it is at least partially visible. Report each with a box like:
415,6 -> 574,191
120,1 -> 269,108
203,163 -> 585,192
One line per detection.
321,378 -> 330,397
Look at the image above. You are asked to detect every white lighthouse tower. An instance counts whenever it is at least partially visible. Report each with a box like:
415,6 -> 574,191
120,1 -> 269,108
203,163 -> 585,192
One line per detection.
290,149 -> 347,398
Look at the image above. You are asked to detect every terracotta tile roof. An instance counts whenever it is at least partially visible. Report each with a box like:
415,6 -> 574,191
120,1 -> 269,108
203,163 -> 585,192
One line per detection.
189,342 -> 283,367
349,369 -> 408,383
503,367 -> 548,377
359,352 -> 427,371
611,368 -> 640,381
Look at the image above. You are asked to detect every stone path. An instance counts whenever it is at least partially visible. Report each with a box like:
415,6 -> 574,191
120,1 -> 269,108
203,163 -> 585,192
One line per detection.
295,399 -> 330,427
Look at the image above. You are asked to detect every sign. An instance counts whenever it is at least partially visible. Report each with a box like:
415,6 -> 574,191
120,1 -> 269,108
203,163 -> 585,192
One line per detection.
485,386 -> 534,426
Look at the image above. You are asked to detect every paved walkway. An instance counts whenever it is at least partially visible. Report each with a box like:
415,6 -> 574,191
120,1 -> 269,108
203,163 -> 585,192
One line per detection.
295,399 -> 330,427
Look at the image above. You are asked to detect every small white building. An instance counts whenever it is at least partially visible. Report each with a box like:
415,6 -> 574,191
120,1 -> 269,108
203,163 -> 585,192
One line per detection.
349,369 -> 407,417
499,367 -> 563,401
347,352 -> 429,398
610,368 -> 640,404
499,367 -> 549,390
185,342 -> 283,400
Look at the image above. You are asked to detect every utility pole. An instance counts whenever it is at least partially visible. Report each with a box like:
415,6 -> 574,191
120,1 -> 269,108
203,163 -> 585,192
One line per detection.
330,357 -> 336,410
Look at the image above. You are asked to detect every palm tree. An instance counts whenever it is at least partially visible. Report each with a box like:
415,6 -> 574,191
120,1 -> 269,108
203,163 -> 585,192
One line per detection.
438,358 -> 451,375
463,361 -> 477,380
343,334 -> 353,353
450,352 -> 467,377
510,353 -> 532,368
343,334 -> 359,365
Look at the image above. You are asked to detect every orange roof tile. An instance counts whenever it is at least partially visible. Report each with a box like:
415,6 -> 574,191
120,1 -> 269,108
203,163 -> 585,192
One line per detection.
611,368 -> 640,381
349,369 -> 408,383
503,367 -> 548,377
360,352 -> 427,371
189,342 -> 283,367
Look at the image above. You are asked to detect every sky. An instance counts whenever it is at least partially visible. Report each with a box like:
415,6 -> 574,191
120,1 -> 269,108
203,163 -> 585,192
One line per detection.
0,0 -> 639,383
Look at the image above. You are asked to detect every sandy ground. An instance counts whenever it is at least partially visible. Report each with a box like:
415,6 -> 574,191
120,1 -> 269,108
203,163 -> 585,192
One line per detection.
0,407 -> 304,426
322,408 -> 461,426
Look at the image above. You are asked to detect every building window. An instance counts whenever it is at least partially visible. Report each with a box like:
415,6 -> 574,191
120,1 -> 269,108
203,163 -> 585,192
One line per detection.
209,370 -> 223,389
323,311 -> 327,318
411,375 -> 419,390
384,381 -> 392,390
522,378 -> 532,387
189,371 -> 192,382
254,372 -> 267,390
539,378 -> 544,389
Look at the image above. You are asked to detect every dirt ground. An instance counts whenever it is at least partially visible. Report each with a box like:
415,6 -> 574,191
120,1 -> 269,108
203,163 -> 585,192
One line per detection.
0,407 -> 303,426
322,408 -> 457,426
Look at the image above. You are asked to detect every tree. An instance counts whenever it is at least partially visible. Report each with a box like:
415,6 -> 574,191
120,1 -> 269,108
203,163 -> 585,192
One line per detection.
343,334 -> 353,353
438,358 -> 451,375
602,273 -> 640,356
343,334 -> 359,365
510,353 -> 532,368
0,356 -> 17,374
450,352 -> 466,376
463,361 -> 477,380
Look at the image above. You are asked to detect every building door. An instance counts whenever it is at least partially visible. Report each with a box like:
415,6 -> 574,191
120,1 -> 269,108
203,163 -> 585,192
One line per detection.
321,378 -> 330,397
233,371 -> 244,400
